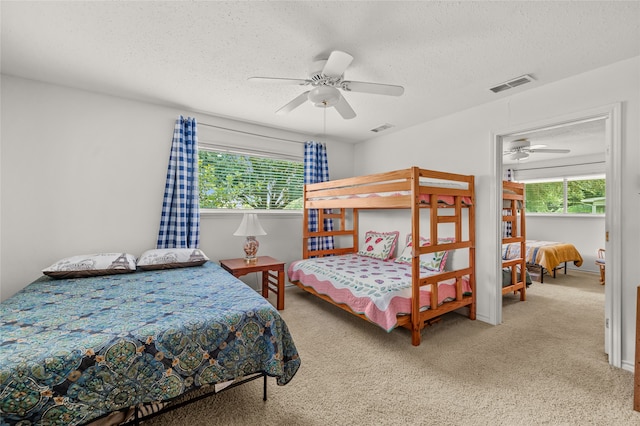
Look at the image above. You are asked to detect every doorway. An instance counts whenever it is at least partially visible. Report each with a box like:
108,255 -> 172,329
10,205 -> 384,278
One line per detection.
493,103 -> 622,367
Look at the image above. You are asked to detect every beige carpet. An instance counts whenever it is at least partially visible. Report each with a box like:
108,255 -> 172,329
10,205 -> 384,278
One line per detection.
146,271 -> 638,425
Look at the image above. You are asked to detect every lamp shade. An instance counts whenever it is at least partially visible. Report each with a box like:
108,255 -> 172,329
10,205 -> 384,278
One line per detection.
233,213 -> 267,237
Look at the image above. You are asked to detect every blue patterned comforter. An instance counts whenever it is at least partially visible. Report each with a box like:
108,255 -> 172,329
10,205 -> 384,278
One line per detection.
0,262 -> 300,425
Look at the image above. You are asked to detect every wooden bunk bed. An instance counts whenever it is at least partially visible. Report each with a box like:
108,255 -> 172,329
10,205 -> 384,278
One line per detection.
502,181 -> 527,300
287,166 -> 475,346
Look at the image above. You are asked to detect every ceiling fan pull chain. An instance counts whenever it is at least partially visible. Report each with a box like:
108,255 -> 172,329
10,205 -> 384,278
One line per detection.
323,105 -> 327,141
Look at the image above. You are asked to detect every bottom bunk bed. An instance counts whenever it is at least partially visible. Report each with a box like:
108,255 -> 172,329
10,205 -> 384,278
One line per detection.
502,240 -> 584,283
288,254 -> 473,336
501,266 -> 532,290
0,260 -> 300,426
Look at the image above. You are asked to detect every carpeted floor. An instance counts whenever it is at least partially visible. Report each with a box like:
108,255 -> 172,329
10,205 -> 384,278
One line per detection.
146,270 -> 638,425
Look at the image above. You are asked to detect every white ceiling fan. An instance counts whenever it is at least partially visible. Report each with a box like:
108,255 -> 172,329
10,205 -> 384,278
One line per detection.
504,138 -> 571,160
248,50 -> 404,120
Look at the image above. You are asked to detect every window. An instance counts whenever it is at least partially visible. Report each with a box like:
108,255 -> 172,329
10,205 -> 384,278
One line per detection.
198,148 -> 304,210
524,175 -> 605,214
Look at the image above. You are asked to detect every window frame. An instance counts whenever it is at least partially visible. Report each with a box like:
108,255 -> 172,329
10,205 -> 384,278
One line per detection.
198,143 -> 305,215
521,174 -> 606,217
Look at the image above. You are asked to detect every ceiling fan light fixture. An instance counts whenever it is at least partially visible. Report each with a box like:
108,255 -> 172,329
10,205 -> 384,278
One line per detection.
511,151 -> 529,160
308,86 -> 340,107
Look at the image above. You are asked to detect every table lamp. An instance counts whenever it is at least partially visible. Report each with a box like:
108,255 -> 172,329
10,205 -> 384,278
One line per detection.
233,213 -> 267,263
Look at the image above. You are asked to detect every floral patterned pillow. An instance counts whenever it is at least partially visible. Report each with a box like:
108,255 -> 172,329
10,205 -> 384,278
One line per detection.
357,231 -> 399,261
394,236 -> 455,272
404,234 -> 455,247
394,244 -> 448,271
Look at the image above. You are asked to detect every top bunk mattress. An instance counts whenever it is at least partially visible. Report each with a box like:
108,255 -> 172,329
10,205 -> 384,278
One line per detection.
502,181 -> 525,209
307,190 -> 473,207
304,168 -> 474,208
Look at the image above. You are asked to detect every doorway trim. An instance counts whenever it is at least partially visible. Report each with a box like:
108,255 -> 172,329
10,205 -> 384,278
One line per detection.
493,102 -> 622,367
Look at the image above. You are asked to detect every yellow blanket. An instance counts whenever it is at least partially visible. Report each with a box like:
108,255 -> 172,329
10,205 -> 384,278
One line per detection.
503,240 -> 583,272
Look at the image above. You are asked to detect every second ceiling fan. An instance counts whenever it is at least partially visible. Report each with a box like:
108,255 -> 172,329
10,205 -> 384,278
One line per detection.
504,138 -> 571,160
248,50 -> 404,119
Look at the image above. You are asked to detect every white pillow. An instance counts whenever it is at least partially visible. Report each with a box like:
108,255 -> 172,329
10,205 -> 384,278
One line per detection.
137,248 -> 209,270
43,253 -> 137,279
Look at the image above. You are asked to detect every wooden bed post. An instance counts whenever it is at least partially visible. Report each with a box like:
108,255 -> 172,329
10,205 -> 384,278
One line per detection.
519,193 -> 527,300
410,167 -> 422,346
469,176 -> 476,320
353,208 -> 359,254
302,184 -> 309,259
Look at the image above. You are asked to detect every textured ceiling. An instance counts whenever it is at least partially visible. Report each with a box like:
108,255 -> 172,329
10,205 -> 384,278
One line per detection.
1,1 -> 639,146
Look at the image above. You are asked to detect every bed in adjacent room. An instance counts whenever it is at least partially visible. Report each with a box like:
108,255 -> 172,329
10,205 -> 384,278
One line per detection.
502,239 -> 584,283
0,255 -> 300,426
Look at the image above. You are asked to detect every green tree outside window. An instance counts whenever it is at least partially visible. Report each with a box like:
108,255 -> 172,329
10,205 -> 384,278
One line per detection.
199,150 -> 304,210
524,177 -> 605,215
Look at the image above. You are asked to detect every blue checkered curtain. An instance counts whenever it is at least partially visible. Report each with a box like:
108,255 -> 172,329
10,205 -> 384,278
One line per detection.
304,141 -> 334,252
157,116 -> 200,248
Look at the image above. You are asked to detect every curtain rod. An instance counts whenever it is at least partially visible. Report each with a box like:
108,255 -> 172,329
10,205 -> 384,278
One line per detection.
197,122 -> 307,145
510,160 -> 605,171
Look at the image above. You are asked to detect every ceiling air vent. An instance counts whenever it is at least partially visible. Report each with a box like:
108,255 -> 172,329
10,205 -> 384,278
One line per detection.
371,123 -> 395,133
489,74 -> 535,93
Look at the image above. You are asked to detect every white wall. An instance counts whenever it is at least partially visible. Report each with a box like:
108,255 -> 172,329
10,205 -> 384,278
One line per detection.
0,75 -> 354,299
525,216 -> 604,274
353,101 -> 508,328
354,56 -> 639,369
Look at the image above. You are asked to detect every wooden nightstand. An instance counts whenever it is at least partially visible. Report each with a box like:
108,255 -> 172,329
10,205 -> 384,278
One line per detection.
219,256 -> 286,310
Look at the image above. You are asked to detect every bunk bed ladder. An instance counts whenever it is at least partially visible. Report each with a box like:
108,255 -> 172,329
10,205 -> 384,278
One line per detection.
409,167 -> 423,346
502,182 -> 526,300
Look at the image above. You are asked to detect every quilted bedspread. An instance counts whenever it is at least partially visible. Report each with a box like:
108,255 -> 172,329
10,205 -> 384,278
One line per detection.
0,262 -> 300,425
288,254 -> 471,332
502,240 -> 584,272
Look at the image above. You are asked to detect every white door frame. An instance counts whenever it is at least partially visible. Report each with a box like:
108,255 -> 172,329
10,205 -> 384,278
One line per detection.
493,103 -> 622,367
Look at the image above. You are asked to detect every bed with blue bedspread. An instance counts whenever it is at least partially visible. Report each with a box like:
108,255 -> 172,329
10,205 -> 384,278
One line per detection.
0,262 -> 300,425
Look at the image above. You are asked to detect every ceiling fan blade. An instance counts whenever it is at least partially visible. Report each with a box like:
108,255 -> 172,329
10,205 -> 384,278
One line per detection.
276,91 -> 310,115
248,77 -> 311,86
322,50 -> 353,77
334,95 -> 356,119
528,148 -> 571,154
342,80 -> 404,96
